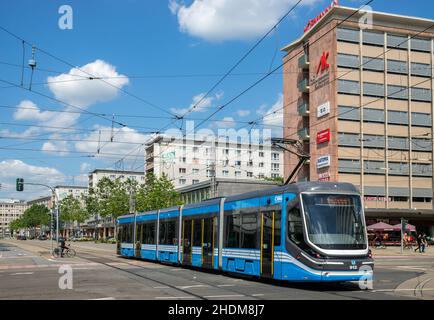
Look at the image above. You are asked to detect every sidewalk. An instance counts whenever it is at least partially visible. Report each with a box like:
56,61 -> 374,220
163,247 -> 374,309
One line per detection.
371,245 -> 434,257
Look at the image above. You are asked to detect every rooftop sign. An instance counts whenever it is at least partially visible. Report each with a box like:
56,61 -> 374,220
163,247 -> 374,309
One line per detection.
304,0 -> 338,33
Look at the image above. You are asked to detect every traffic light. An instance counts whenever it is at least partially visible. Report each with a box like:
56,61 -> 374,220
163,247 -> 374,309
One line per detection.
16,178 -> 24,191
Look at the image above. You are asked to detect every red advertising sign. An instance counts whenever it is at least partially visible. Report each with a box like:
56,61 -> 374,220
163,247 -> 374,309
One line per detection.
317,129 -> 330,144
304,0 -> 339,33
316,51 -> 330,75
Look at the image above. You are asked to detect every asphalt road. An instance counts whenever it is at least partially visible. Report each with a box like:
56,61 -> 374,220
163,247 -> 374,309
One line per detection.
0,239 -> 433,300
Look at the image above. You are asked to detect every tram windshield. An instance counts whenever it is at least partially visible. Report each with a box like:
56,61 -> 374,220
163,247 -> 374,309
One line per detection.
301,194 -> 367,250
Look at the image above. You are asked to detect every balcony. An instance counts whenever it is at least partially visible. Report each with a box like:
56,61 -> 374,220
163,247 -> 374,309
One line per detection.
297,103 -> 310,117
298,127 -> 310,141
298,78 -> 310,93
298,54 -> 309,69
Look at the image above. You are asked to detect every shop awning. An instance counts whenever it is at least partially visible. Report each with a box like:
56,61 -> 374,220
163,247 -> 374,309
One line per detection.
367,222 -> 395,231
392,223 -> 417,232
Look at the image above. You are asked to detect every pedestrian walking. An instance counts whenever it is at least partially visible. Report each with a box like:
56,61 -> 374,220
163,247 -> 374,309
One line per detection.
414,234 -> 423,253
421,233 -> 428,253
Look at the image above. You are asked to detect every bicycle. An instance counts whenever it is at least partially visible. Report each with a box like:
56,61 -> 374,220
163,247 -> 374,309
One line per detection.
52,246 -> 76,258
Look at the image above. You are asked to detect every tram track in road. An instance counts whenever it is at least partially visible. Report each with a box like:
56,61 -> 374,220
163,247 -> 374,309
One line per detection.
3,241 -> 401,300
74,249 -> 374,300
74,249 -> 265,300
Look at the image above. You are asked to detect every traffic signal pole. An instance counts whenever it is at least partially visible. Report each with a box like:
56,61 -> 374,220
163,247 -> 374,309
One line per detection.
15,179 -> 59,255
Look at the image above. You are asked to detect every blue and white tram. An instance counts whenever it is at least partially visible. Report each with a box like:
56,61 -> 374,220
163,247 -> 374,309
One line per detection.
116,182 -> 374,282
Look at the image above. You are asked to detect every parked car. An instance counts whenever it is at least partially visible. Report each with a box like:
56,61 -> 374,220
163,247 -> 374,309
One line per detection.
38,234 -> 48,240
17,235 -> 27,240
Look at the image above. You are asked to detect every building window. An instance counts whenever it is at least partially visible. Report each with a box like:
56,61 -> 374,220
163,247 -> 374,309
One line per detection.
180,157 -> 186,163
363,82 -> 385,98
362,30 -> 384,46
193,147 -> 199,153
192,180 -> 199,184
222,170 -> 229,176
247,160 -> 253,167
272,163 -> 280,172
235,171 -> 241,177
259,152 -> 264,157
387,34 -> 408,50
259,162 -> 264,168
338,79 -> 360,95
179,179 -> 186,185
337,27 -> 359,43
411,38 -> 431,52
192,168 -> 199,175
337,53 -> 359,69
387,59 -> 408,75
246,172 -> 253,177
235,160 -> 241,167
179,168 -> 186,174
271,153 -> 279,161
362,56 -> 384,72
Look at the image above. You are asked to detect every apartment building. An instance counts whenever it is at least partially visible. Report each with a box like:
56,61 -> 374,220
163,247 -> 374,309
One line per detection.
88,169 -> 146,189
282,4 -> 434,235
145,135 -> 284,189
0,199 -> 27,237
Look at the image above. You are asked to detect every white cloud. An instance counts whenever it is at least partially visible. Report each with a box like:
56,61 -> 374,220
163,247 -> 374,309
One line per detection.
170,0 -> 321,41
0,160 -> 66,200
47,59 -> 129,107
41,134 -> 70,156
256,94 -> 283,137
237,109 -> 251,117
212,116 -> 236,129
13,100 -> 54,121
80,162 -> 92,173
170,91 -> 223,115
75,125 -> 150,158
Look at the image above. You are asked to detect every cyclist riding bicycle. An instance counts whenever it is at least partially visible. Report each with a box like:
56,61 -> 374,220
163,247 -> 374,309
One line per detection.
59,237 -> 68,257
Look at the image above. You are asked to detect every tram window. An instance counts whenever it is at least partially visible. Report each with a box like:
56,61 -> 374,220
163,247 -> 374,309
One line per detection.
224,212 -> 240,248
287,207 -> 306,247
240,213 -> 258,249
159,222 -> 167,244
274,211 -> 281,246
193,219 -> 202,246
117,226 -> 122,242
167,220 -> 177,245
124,223 -> 133,243
136,223 -> 143,243
144,222 -> 156,244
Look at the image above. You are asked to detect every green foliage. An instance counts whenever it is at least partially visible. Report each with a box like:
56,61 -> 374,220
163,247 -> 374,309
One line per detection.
82,173 -> 181,219
9,217 -> 24,231
21,204 -> 50,228
59,194 -> 89,224
262,176 -> 284,183
136,173 -> 182,212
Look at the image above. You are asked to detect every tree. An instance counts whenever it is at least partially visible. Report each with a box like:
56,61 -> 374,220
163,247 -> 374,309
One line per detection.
21,204 -> 50,236
136,173 -> 182,212
59,194 -> 89,236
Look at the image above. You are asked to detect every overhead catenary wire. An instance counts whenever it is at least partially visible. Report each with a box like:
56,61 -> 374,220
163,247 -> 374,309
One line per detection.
129,0 -> 378,174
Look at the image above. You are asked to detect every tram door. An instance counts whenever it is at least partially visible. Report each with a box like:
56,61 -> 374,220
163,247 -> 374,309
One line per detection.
182,220 -> 193,264
202,217 -> 215,268
135,223 -> 142,258
260,212 -> 274,278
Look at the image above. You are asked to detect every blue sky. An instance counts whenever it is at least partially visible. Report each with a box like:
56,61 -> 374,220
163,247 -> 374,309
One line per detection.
0,0 -> 433,199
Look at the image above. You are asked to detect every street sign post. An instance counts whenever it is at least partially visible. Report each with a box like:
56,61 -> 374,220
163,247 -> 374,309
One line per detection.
401,218 -> 408,254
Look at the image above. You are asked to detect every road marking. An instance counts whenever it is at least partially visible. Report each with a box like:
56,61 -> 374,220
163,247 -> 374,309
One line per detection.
176,285 -> 209,289
372,288 -> 434,292
155,296 -> 194,299
153,286 -> 169,289
395,266 -> 427,271
11,272 -> 34,275
252,294 -> 264,297
89,297 -> 116,300
217,284 -> 236,287
203,294 -> 245,298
